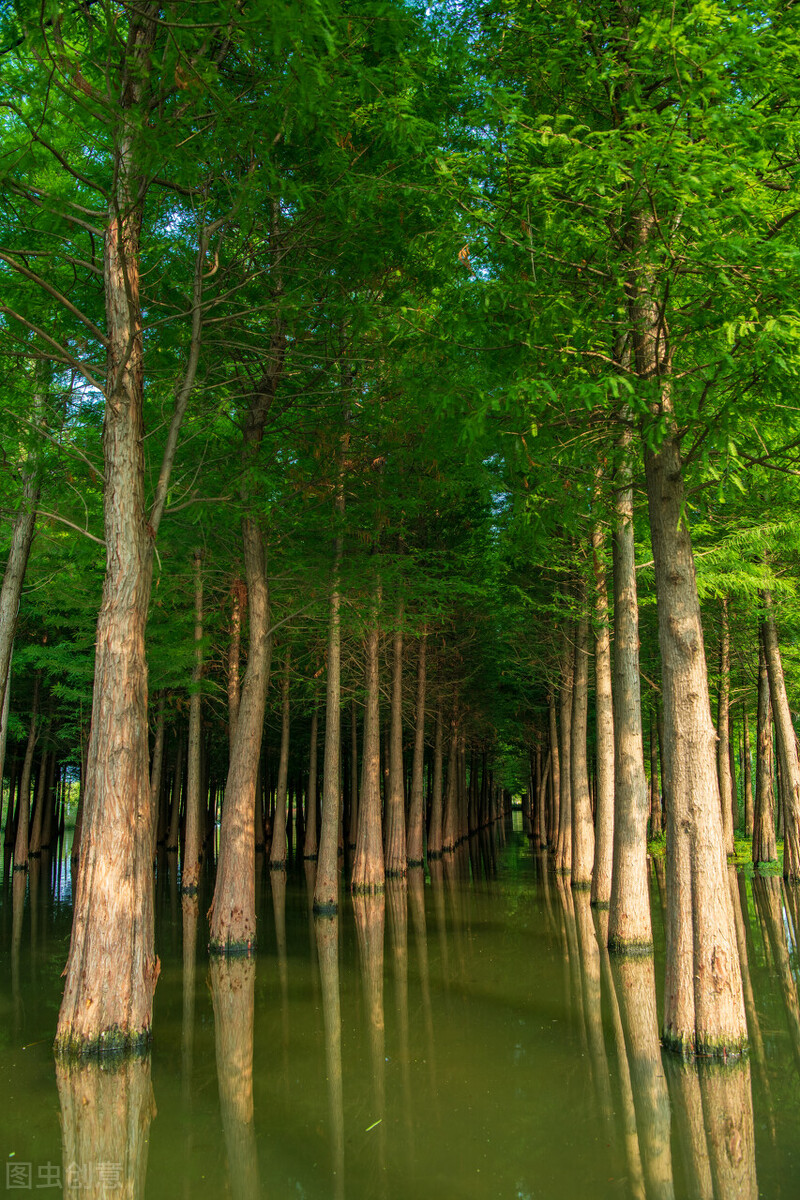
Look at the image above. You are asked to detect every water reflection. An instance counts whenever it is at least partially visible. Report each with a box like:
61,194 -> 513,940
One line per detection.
57,1058 -> 155,1200
314,912 -> 344,1200
208,957 -> 260,1200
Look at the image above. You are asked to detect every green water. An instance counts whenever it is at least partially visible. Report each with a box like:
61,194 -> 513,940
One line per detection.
1,824 -> 799,1199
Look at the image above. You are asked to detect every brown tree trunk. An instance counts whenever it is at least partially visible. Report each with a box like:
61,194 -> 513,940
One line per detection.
548,690 -> 560,848
717,597 -> 735,854
649,708 -> 662,837
406,631 -> 427,867
349,699 -> 359,850
570,610 -> 594,889
149,693 -> 166,857
303,708 -> 319,860
761,589 -> 800,880
753,637 -> 776,866
227,580 -> 244,755
742,703 -> 754,839
13,673 -> 40,872
555,627 -> 574,875
166,732 -> 184,854
441,718 -> 459,854
352,587 -> 384,893
591,521 -> 614,906
608,417 -> 651,953
269,652 -> 291,871
644,410 -> 746,1056
427,702 -> 444,859
384,602 -> 407,876
182,549 -> 204,894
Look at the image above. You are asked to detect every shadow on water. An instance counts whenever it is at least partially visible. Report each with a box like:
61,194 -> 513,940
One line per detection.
2,826 -> 800,1198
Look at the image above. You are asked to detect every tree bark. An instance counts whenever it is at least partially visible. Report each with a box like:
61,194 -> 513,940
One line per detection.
717,598 -> 735,854
427,701 -> 443,859
406,631 -> 427,867
753,637 -> 776,866
303,708 -> 319,860
608,415 -> 651,953
548,690 -> 560,849
760,588 -> 800,880
149,693 -> 165,858
182,549 -> 204,894
352,586 -> 384,893
269,652 -> 291,871
227,580 -> 245,755
742,703 -> 754,839
384,602 -> 407,876
591,521 -> 614,906
348,699 -> 359,850
13,674 -> 40,873
570,610 -> 594,889
165,732 -> 184,854
441,718 -> 460,854
555,626 -> 574,875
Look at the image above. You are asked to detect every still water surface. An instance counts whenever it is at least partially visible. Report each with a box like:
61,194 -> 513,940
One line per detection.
1,820 -> 799,1199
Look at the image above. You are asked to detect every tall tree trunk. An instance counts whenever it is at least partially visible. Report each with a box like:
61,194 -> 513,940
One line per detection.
591,521 -> 614,906
406,631 -> 427,867
303,709 -> 319,860
555,626 -> 574,875
349,699 -> 359,850
441,719 -> 459,854
608,415 -> 651,953
227,580 -> 245,755
742,703 -> 754,839
570,610 -> 594,889
166,732 -> 184,854
13,674 -> 40,872
643,406 -> 746,1056
427,702 -> 444,859
269,652 -> 291,871
717,598 -> 735,854
149,693 -> 166,858
649,707 -> 662,837
28,739 -> 52,857
182,549 -> 204,894
753,637 -> 776,866
384,602 -> 407,876
548,690 -> 560,849
352,586 -> 384,893
760,589 -> 800,881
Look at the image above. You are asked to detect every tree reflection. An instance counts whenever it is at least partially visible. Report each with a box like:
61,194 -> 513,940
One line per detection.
208,956 -> 260,1200
314,912 -> 345,1200
56,1058 -> 155,1200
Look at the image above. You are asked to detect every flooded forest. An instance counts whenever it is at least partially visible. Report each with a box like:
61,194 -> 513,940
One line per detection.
2,1 -> 800,1197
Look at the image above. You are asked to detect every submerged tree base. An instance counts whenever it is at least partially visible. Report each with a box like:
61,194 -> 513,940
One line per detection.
352,882 -> 385,896
54,1026 -> 152,1063
312,898 -> 338,916
208,937 -> 256,958
607,937 -> 654,958
180,883 -> 198,897
662,1028 -> 750,1062
407,856 -> 425,868
591,899 -> 610,911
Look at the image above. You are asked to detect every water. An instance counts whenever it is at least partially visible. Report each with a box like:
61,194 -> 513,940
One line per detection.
1,825 -> 799,1199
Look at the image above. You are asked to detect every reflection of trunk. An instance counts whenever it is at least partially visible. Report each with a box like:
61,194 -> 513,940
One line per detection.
664,1059 -> 713,1200
406,633 -> 427,867
717,598 -> 735,853
591,521 -> 614,906
611,954 -> 674,1200
408,866 -> 437,1090
753,874 -> 800,1069
608,413 -> 651,952
57,1058 -> 155,1200
270,867 -> 290,1079
570,611 -> 594,888
556,627 -> 573,874
699,1062 -> 758,1200
181,893 -> 199,1092
303,709 -> 319,860
427,703 -> 443,858
182,549 -> 204,894
644,407 -> 745,1056
573,891 -> 613,1127
387,877 -> 413,1154
353,893 -> 386,1164
270,653 -> 291,870
315,914 -> 345,1200
209,958 -> 260,1200
761,590 -> 800,880
13,673 -> 40,872
384,604 -> 406,875
753,638 -> 776,865
352,587 -> 384,893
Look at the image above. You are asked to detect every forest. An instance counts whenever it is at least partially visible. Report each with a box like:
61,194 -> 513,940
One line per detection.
3,1 -> 800,1197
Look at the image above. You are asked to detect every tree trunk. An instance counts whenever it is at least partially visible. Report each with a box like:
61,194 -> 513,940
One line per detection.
352,587 -> 384,893
548,690 -> 560,849
608,416 -> 651,953
166,732 -> 184,854
149,693 -> 166,858
570,610 -> 594,889
209,958 -> 260,1200
591,521 -> 614,906
182,549 -> 204,894
406,631 -> 427,867
303,709 -> 319,860
649,708 -> 662,837
427,702 -> 443,859
555,626 -> 574,875
761,589 -> 800,881
269,652 -> 291,871
753,637 -> 776,866
441,719 -> 459,854
384,603 -> 407,876
644,414 -> 746,1057
28,739 -> 52,858
742,703 -> 754,839
717,598 -> 735,854
13,674 -> 40,873
349,699 -> 359,850
227,580 -> 244,755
